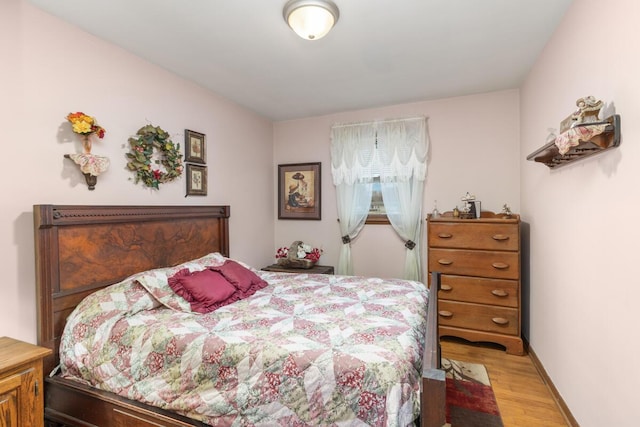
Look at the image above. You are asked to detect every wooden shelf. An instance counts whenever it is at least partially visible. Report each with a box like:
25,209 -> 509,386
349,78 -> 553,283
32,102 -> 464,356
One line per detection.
527,114 -> 620,169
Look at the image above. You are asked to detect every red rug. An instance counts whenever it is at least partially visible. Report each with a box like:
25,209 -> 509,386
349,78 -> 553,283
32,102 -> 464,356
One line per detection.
443,358 -> 504,427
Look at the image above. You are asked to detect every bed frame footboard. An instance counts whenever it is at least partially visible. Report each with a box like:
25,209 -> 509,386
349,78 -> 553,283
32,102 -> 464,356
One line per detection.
420,271 -> 446,427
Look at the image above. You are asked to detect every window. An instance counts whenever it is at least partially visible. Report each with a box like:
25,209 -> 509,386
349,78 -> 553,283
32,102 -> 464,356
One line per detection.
366,177 -> 389,224
330,116 -> 428,280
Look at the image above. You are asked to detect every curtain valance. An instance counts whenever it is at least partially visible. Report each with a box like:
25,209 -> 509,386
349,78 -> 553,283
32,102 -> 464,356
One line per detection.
330,117 -> 427,184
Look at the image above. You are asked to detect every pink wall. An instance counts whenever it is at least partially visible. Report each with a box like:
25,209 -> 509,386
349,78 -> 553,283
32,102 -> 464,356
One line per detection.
1,1 -> 274,343
9,1 -> 633,423
520,0 -> 640,424
274,90 -> 521,280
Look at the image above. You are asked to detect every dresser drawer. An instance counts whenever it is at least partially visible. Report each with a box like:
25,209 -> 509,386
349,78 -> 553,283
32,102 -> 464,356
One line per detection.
429,248 -> 519,279
439,275 -> 518,307
438,300 -> 519,335
429,222 -> 519,251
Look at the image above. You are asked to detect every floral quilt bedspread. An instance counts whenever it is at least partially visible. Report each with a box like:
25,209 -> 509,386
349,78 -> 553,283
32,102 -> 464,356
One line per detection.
60,261 -> 430,427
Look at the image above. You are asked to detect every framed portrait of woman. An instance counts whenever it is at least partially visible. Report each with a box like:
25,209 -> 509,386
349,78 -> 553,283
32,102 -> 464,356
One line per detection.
278,162 -> 321,220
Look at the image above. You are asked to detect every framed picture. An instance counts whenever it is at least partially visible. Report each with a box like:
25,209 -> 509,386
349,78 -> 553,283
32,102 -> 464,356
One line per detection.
278,162 -> 321,220
366,177 -> 390,224
185,129 -> 206,164
186,164 -> 207,196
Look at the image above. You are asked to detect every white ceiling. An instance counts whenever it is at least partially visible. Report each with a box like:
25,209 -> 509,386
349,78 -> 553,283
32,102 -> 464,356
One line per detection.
28,0 -> 573,121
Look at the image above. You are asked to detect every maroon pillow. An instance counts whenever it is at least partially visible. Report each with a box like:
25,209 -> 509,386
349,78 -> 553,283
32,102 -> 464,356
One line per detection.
210,260 -> 268,296
168,268 -> 238,313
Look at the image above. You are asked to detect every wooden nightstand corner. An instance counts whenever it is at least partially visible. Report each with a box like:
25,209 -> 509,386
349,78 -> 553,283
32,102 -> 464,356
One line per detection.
0,336 -> 52,427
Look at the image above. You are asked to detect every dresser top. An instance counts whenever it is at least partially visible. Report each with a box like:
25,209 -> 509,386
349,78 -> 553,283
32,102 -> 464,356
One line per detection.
428,211 -> 519,223
0,336 -> 52,371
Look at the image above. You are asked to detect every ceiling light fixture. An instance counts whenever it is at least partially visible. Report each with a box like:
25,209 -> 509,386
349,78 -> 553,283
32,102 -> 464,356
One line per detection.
283,0 -> 339,41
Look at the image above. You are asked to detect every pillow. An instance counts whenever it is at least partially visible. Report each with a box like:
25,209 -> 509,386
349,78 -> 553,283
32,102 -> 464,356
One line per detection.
136,272 -> 192,312
168,268 -> 239,314
174,252 -> 227,272
210,260 -> 268,296
135,252 -> 228,312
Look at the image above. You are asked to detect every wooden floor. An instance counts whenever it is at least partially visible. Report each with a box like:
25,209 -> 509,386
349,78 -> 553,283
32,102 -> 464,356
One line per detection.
441,337 -> 569,427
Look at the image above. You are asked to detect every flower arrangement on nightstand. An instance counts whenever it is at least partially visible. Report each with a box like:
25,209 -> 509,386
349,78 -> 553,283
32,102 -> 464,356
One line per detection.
275,240 -> 322,269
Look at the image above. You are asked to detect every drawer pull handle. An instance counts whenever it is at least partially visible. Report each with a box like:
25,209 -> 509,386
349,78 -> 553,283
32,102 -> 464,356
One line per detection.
492,234 -> 510,241
440,285 -> 453,292
439,310 -> 453,318
492,317 -> 509,325
491,289 -> 509,297
438,233 -> 453,239
438,259 -> 453,266
492,262 -> 509,269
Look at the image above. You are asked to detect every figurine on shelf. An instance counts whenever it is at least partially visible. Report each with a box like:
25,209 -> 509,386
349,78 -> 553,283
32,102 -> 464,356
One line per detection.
571,96 -> 603,127
501,204 -> 513,218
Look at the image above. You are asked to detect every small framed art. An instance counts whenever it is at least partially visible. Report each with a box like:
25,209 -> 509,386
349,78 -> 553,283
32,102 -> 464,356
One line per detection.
278,162 -> 321,220
185,129 -> 206,164
186,164 -> 207,196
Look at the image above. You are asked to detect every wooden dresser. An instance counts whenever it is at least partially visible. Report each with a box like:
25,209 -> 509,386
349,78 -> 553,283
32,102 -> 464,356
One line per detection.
0,336 -> 52,426
427,211 -> 524,355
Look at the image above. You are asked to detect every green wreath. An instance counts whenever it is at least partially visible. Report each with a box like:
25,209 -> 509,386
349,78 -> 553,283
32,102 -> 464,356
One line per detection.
126,125 -> 183,189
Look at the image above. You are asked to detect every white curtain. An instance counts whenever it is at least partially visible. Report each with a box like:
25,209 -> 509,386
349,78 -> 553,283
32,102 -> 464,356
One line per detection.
330,123 -> 375,275
377,118 -> 428,281
330,117 -> 428,280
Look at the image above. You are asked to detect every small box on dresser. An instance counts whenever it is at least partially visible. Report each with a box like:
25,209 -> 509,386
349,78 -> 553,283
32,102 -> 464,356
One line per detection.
0,336 -> 52,426
427,211 -> 524,355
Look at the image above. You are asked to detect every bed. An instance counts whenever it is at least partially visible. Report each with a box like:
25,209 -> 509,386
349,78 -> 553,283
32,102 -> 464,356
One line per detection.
34,204 -> 445,427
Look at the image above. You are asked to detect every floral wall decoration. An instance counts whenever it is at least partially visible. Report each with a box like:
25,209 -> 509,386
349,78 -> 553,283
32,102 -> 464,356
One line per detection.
64,111 -> 110,190
126,124 -> 184,189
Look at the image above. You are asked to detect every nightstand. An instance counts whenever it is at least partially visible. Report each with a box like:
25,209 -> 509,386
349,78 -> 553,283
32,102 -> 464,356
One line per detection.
262,264 -> 335,275
0,336 -> 52,427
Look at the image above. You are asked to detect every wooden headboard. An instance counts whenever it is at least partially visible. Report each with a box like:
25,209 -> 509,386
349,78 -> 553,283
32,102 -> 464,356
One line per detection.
33,205 -> 230,374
